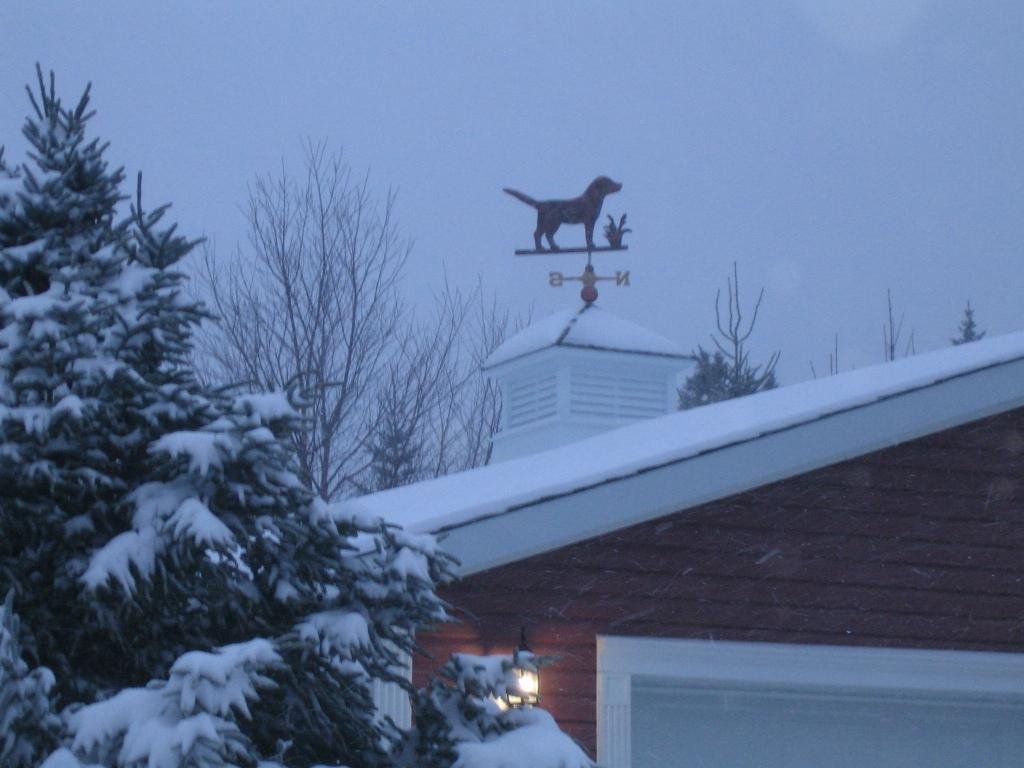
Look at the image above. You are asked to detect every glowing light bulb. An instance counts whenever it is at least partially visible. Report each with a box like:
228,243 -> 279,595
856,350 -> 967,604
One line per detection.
517,669 -> 539,696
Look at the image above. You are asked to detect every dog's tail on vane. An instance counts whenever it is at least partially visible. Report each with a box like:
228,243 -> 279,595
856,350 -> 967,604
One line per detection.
502,188 -> 537,208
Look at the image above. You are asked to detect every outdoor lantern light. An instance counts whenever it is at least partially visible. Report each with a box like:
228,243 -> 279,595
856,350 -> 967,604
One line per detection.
504,626 -> 540,709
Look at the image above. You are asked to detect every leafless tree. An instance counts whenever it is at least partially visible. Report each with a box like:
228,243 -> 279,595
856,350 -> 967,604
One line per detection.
352,277 -> 523,491
198,143 -> 517,498
679,263 -> 779,410
434,283 -> 526,474
365,278 -> 470,490
882,289 -> 915,362
713,262 -> 780,384
810,333 -> 840,378
199,142 -> 416,499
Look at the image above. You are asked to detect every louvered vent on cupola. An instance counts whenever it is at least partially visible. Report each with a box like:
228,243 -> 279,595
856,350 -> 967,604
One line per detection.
505,368 -> 558,429
483,304 -> 693,462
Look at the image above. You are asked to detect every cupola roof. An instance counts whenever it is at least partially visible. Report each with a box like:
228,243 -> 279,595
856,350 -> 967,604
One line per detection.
484,304 -> 689,370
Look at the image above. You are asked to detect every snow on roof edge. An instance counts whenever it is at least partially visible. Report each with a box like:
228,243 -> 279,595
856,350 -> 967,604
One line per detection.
343,330 -> 1024,537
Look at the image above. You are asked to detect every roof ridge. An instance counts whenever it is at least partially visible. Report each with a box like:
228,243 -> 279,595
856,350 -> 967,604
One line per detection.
554,303 -> 591,346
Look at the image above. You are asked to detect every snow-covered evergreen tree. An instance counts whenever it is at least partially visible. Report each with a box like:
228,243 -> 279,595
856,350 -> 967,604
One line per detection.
401,653 -> 592,768
44,639 -> 282,768
951,301 -> 985,346
2,67 -> 453,767
1,590 -> 60,767
0,65 -> 129,699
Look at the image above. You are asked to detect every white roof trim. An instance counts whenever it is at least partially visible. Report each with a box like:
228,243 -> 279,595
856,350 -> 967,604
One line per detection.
345,332 -> 1024,576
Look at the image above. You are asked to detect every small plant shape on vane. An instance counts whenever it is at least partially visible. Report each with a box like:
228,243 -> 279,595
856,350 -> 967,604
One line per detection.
604,213 -> 631,248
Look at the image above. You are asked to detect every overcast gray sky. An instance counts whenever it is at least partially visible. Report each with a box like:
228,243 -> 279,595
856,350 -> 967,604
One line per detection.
2,0 -> 1021,381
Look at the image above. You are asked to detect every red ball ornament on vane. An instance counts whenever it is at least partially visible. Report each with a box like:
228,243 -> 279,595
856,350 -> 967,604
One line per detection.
581,285 -> 598,303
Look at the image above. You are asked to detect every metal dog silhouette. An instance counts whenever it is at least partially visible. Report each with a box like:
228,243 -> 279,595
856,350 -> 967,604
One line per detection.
503,176 -> 622,251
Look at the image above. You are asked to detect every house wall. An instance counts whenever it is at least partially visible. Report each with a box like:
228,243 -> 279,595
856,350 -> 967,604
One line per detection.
412,406 -> 1024,754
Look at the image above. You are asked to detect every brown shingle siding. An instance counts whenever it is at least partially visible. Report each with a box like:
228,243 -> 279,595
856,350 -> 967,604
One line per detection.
414,406 -> 1024,753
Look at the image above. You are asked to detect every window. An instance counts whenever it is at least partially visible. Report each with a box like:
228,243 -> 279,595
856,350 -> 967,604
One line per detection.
597,636 -> 1024,768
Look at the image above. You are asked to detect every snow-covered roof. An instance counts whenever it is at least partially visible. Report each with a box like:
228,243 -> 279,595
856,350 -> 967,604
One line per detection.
349,330 -> 1024,575
483,304 -> 689,369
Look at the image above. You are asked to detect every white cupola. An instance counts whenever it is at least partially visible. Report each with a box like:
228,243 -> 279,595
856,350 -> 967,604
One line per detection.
484,303 -> 693,462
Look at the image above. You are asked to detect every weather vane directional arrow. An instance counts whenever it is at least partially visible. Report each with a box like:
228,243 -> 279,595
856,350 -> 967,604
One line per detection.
549,264 -> 630,303
503,176 -> 633,304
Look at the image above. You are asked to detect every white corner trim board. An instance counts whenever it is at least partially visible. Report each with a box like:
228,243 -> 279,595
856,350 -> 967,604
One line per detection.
596,636 -> 1024,768
371,650 -> 412,729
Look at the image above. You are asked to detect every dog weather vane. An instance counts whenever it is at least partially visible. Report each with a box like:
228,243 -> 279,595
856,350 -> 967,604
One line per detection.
503,176 -> 631,303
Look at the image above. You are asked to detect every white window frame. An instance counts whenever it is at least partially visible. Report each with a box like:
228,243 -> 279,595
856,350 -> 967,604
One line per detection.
597,635 -> 1024,768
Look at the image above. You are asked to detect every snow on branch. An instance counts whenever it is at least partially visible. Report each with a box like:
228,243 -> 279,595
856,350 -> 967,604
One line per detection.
293,609 -> 374,682
232,392 -> 298,425
81,481 -> 242,593
150,431 -> 237,477
1,590 -> 59,767
53,640 -> 283,768
406,652 -> 592,768
453,708 -> 593,768
79,528 -> 157,593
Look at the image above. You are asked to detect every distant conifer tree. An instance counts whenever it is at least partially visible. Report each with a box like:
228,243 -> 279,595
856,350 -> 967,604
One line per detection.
952,301 -> 985,346
370,411 -> 423,491
368,383 -> 424,491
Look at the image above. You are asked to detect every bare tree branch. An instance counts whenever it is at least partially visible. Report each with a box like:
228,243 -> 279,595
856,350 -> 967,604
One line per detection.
680,262 -> 779,410
882,288 -> 913,362
197,143 -> 408,498
196,143 -> 520,497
